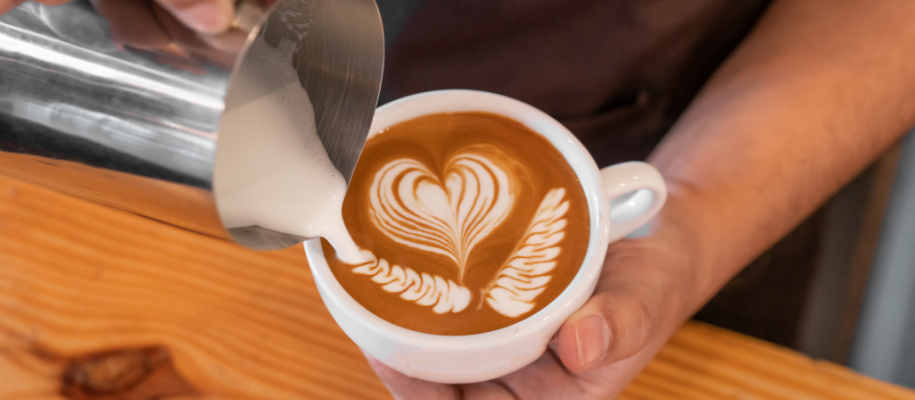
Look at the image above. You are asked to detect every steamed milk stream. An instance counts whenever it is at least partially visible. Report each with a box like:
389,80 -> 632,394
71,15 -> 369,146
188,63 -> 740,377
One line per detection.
214,37 -> 365,263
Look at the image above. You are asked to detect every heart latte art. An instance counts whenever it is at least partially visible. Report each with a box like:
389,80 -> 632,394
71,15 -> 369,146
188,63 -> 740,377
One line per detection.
369,150 -> 515,280
327,112 -> 589,335
353,148 -> 570,317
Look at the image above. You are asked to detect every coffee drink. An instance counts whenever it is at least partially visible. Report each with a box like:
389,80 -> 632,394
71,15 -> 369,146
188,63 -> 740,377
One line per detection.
323,112 -> 590,335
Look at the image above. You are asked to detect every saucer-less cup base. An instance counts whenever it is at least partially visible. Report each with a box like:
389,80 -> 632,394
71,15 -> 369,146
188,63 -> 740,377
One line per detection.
304,90 -> 667,383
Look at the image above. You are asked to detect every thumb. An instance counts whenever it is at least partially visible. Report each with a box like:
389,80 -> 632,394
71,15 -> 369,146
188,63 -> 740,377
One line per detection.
154,0 -> 233,34
555,288 -> 663,372
554,231 -> 690,373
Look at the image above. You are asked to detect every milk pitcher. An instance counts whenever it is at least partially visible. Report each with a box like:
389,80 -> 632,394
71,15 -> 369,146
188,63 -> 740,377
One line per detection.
0,0 -> 384,250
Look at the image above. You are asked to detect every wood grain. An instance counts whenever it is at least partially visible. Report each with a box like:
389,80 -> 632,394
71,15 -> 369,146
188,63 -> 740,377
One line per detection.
0,174 -> 912,399
0,174 -> 388,399
624,323 -> 915,400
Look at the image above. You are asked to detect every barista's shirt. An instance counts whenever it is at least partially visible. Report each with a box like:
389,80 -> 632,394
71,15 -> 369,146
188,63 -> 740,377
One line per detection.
377,0 -> 773,167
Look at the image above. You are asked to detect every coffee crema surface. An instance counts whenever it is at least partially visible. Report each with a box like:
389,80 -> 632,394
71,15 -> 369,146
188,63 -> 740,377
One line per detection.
323,112 -> 590,335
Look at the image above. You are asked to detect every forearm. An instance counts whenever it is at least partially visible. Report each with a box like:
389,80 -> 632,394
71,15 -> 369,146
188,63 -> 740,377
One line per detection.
649,0 -> 915,316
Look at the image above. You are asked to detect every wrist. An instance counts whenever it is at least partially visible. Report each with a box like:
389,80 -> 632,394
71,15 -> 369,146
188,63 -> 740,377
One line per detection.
623,187 -> 718,327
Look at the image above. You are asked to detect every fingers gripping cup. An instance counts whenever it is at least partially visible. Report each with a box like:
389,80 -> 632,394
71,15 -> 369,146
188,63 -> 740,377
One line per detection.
304,90 -> 667,383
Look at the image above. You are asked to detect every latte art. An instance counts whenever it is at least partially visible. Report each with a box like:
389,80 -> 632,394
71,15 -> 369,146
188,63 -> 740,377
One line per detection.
369,146 -> 515,280
352,254 -> 472,314
486,188 -> 569,317
327,112 -> 590,335
352,186 -> 569,317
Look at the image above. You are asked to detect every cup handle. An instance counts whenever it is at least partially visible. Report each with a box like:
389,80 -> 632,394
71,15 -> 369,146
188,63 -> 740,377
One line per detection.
600,161 -> 667,242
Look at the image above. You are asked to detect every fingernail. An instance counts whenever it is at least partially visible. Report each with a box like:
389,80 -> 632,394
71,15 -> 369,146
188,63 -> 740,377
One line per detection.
575,314 -> 610,367
175,3 -> 231,34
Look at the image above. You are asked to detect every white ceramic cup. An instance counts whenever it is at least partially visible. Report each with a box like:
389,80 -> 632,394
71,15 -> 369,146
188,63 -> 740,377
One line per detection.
304,90 -> 667,384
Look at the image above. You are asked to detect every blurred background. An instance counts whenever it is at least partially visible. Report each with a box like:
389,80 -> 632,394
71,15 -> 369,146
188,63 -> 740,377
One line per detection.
849,130 -> 915,388
690,128 -> 915,389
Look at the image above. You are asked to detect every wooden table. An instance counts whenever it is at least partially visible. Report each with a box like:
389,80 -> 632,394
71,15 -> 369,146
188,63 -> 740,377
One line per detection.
1,174 -> 912,400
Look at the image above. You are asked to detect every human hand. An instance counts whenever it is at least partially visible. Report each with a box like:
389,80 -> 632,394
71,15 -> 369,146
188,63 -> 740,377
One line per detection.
365,198 -> 700,399
0,0 -> 244,61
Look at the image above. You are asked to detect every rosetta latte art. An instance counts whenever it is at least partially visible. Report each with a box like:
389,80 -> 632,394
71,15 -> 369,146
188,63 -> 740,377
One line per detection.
485,188 -> 569,317
353,149 -> 572,318
369,149 -> 514,279
352,255 -> 473,314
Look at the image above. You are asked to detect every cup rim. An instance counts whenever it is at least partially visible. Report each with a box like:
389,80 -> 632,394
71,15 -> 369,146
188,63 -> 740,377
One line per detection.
304,89 -> 611,349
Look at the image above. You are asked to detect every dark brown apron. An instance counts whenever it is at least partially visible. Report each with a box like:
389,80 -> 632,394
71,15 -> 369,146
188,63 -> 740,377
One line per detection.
378,0 -> 821,349
380,0 -> 772,166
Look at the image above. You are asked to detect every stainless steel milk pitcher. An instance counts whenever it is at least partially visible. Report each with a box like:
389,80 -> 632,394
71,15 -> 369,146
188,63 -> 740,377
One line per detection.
0,0 -> 384,249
